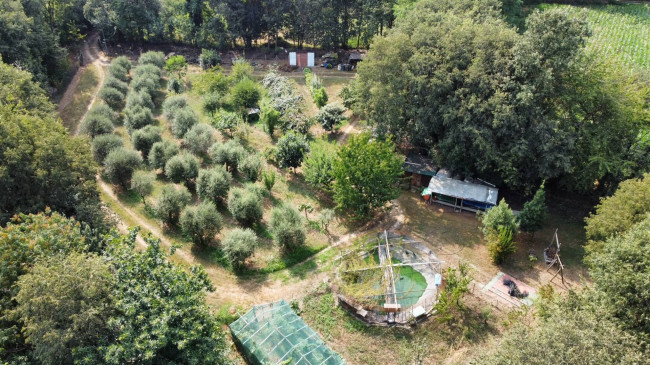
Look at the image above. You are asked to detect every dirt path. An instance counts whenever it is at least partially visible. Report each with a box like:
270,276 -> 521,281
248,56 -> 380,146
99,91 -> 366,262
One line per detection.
58,32 -> 108,135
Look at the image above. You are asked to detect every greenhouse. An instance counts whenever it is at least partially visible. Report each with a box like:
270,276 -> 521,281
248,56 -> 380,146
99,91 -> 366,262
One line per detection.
229,300 -> 346,365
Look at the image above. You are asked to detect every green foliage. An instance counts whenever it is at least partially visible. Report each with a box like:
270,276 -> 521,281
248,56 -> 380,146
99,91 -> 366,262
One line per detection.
196,166 -> 232,205
212,111 -> 242,136
131,76 -> 158,97
332,133 -> 403,219
98,87 -> 125,110
480,199 -> 518,237
487,225 -> 516,265
87,103 -> 117,125
192,69 -> 229,96
180,202 -> 223,245
103,76 -> 129,95
261,106 -> 281,137
148,139 -> 180,172
123,105 -> 155,133
131,170 -> 154,206
111,56 -> 132,73
138,51 -> 166,68
316,103 -> 346,131
269,204 -> 306,251
163,95 -> 188,120
222,228 -> 258,269
125,89 -> 155,110
0,59 -> 54,118
312,87 -> 328,108
585,174 -> 650,243
229,59 -> 254,83
339,83 -> 358,110
165,152 -> 199,186
517,182 -> 547,233
170,107 -> 199,138
231,78 -> 261,110
92,134 -> 124,164
183,124 -> 215,154
199,49 -> 221,70
81,113 -> 114,138
11,253 -> 113,365
305,70 -> 328,108
227,185 -> 263,226
131,125 -> 162,157
303,138 -> 337,191
154,185 -> 192,225
262,169 -> 276,192
209,140 -> 247,172
240,154 -> 263,182
103,147 -> 143,188
318,209 -> 335,232
167,77 -> 183,93
202,92 -> 222,116
165,55 -> 188,79
107,63 -> 129,83
433,263 -> 472,322
276,131 -> 310,170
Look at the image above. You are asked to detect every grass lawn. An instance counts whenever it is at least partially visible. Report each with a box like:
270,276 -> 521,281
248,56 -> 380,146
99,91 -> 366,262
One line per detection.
59,65 -> 100,131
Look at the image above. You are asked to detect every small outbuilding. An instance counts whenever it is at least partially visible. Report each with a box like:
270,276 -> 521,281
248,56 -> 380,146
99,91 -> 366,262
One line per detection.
422,170 -> 498,213
289,52 -> 315,67
403,153 -> 438,188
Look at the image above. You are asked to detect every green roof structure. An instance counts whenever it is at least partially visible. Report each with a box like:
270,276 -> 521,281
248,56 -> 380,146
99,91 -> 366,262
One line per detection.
229,300 -> 346,365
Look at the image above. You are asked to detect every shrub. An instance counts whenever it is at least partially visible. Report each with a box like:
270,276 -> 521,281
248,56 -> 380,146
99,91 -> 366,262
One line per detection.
315,103 -> 346,131
165,55 -> 188,80
124,105 -> 154,133
167,78 -> 183,93
199,49 -> 221,70
131,125 -> 162,157
131,76 -> 158,97
318,208 -> 335,232
180,202 -> 222,245
86,103 -> 117,124
196,166 -> 232,205
312,88 -> 328,108
260,106 -> 280,137
518,182 -> 547,234
339,83 -> 357,109
487,226 -> 517,265
103,76 -> 129,95
125,89 -> 154,110
227,186 -> 263,226
208,139 -> 246,172
148,139 -> 180,172
98,87 -> 124,110
162,95 -> 188,120
303,138 -> 337,191
212,111 -> 241,136
202,92 -> 221,116
269,204 -> 306,251
111,56 -> 132,72
131,170 -> 154,206
221,228 -> 257,269
229,59 -> 254,83
481,199 -> 518,237
231,78 -> 261,110
132,64 -> 162,80
192,70 -> 229,95
80,113 -> 114,138
138,51 -> 165,68
107,63 -> 129,82
103,147 -> 142,188
154,185 -> 191,225
276,131 -> 309,170
240,154 -> 263,182
91,134 -> 123,163
183,124 -> 215,154
165,152 -> 199,186
262,169 -> 276,192
170,107 -> 199,138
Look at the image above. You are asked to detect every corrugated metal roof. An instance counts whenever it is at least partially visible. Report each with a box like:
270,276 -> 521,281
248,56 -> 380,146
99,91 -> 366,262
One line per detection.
427,175 -> 498,205
403,153 -> 438,176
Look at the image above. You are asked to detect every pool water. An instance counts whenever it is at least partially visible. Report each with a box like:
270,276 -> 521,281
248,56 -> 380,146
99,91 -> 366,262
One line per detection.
366,251 -> 428,308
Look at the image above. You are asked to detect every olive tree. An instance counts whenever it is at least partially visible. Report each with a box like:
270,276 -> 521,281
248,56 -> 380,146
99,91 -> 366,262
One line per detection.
227,186 -> 263,226
81,114 -> 114,138
196,166 -> 232,205
221,228 -> 257,269
154,185 -> 192,225
240,154 -> 263,182
92,134 -> 123,163
131,125 -> 162,157
180,202 -> 222,245
183,124 -> 215,154
269,204 -> 306,251
170,107 -> 199,138
148,139 -> 180,172
208,140 -> 247,172
131,170 -> 154,207
165,152 -> 199,187
103,147 -> 142,188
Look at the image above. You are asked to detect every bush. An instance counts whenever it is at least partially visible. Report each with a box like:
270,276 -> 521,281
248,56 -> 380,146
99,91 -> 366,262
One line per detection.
170,107 -> 199,138
132,64 -> 162,80
154,185 -> 191,225
124,105 -> 155,133
231,78 -> 261,110
131,125 -> 162,157
318,208 -> 335,232
131,170 -> 154,206
269,204 -> 306,251
196,166 -> 232,205
229,59 -> 254,83
138,51 -> 165,68
202,92 -> 222,116
199,49 -> 221,70
208,139 -> 247,172
107,63 -> 129,82
180,202 -> 222,245
487,226 -> 516,265
149,139 -> 180,172
261,106 -> 281,137
165,152 -> 199,186
91,134 -> 123,163
131,76 -> 158,97
111,56 -> 132,72
227,186 -> 263,226
86,103 -> 117,124
192,70 -> 229,95
481,199 -> 518,237
212,111 -> 241,136
103,76 -> 129,95
125,89 -> 154,110
303,138 -> 337,191
165,55 -> 188,79
162,95 -> 188,120
167,78 -> 183,93
98,87 -> 125,110
316,103 -> 346,131
262,169 -> 276,192
183,124 -> 215,154
80,113 -> 114,138
312,88 -> 328,108
276,131 -> 309,170
103,147 -> 142,188
240,154 -> 263,182
221,228 -> 257,269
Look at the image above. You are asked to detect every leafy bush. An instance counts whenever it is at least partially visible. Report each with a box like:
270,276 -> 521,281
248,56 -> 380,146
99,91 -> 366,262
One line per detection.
240,154 -> 263,182
261,70 -> 303,116
262,169 -> 276,192
481,199 -> 518,237
165,55 -> 188,79
276,131 -> 309,170
315,103 -> 346,131
260,106 -> 280,137
98,87 -> 125,110
192,70 -> 229,95
125,89 -> 154,110
339,83 -> 358,109
170,107 -> 199,138
123,105 -> 155,133
312,87 -> 328,108
111,56 -> 132,72
92,134 -> 123,163
167,78 -> 183,93
180,202 -> 222,245
303,138 -> 337,191
138,51 -> 165,68
196,166 -> 232,205
487,226 -> 516,265
227,186 -> 263,226
80,113 -> 114,138
212,111 -> 241,136
154,185 -> 192,225
518,182 -> 547,233
162,95 -> 188,120
229,59 -> 254,83
202,92 -> 222,116
208,139 -> 247,172
269,204 -> 306,251
86,103 -> 117,124
165,152 -> 199,186
183,124 -> 215,154
131,125 -> 162,157
131,76 -> 158,97
231,78 -> 261,110
103,147 -> 142,188
107,63 -> 129,82
103,76 -> 129,95
221,228 -> 257,269
148,139 -> 180,172
199,49 -> 221,70
318,208 -> 335,232
132,64 -> 162,80
131,170 -> 154,206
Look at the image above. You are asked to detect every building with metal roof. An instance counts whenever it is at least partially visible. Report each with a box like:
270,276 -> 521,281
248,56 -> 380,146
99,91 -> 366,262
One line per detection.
422,172 -> 499,213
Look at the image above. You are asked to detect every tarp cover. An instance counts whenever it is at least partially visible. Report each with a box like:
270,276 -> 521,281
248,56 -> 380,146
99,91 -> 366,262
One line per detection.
427,175 -> 498,205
